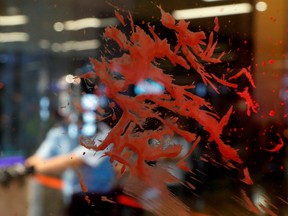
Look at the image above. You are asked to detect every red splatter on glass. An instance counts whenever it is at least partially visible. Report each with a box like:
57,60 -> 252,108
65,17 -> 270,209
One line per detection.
240,167 -> 253,185
269,110 -> 275,117
115,11 -> 125,26
77,171 -> 88,192
236,87 -> 259,116
240,189 -> 261,215
269,16 -> 277,22
76,6 -> 285,216
77,171 -> 91,204
265,133 -> 284,152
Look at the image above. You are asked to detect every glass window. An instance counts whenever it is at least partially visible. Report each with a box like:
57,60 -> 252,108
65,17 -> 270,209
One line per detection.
0,1 -> 287,215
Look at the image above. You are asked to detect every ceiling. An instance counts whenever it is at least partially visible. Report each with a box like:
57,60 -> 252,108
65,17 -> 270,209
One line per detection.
0,0 -> 253,57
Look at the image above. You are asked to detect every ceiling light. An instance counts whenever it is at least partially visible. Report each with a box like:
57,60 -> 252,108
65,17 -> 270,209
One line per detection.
64,18 -> 102,31
54,17 -> 118,32
51,43 -> 62,52
172,3 -> 253,20
52,39 -> 100,52
54,22 -> 65,32
0,32 -> 29,42
65,74 -> 80,85
255,1 -> 268,12
62,40 -> 100,51
0,15 -> 28,26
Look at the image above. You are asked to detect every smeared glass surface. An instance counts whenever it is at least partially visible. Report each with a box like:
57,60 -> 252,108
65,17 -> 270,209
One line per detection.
77,6 -> 285,216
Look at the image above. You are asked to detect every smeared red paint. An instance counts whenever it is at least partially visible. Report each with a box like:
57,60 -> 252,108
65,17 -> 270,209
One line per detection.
77,171 -> 91,204
240,189 -> 261,215
269,110 -> 275,117
236,87 -> 259,116
117,194 -> 142,208
90,7 -> 250,164
77,171 -> 88,192
240,167 -> 253,185
265,133 -> 284,152
177,136 -> 201,171
77,6 -> 263,215
211,74 -> 237,89
229,67 -> 256,88
115,11 -> 125,26
213,17 -> 219,32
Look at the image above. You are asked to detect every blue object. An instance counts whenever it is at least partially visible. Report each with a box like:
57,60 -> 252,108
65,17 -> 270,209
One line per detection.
0,156 -> 25,168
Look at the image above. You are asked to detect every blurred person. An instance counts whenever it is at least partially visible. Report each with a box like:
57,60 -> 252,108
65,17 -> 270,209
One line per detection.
25,109 -> 119,216
26,74 -> 121,215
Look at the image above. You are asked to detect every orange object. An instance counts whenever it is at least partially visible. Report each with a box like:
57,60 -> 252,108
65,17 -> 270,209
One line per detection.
34,174 -> 63,190
117,194 -> 142,209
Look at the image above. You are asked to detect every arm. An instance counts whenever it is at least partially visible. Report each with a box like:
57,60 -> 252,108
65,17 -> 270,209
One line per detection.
25,153 -> 83,175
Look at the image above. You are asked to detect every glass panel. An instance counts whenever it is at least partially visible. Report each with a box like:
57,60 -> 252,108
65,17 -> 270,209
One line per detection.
0,0 -> 287,215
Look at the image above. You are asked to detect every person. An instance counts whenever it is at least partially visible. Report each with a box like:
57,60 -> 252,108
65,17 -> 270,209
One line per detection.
25,110 -> 119,216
